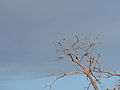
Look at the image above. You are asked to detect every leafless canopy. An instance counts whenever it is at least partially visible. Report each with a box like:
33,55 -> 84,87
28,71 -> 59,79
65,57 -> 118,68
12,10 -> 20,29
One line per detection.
47,36 -> 120,90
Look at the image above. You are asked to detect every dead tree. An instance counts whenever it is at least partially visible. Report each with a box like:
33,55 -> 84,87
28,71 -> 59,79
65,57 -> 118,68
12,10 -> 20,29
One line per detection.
47,36 -> 120,90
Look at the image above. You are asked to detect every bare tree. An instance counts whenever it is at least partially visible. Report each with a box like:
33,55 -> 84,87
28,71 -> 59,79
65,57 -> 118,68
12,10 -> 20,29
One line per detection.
46,36 -> 120,90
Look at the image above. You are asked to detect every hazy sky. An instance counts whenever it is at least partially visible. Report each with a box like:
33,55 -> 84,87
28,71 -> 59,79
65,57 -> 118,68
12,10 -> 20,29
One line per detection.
0,0 -> 120,90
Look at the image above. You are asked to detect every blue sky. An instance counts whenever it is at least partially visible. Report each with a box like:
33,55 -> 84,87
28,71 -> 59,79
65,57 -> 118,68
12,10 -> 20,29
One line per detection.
0,0 -> 120,90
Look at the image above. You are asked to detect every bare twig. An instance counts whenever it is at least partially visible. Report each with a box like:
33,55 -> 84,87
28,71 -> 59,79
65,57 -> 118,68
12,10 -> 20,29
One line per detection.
48,36 -> 120,90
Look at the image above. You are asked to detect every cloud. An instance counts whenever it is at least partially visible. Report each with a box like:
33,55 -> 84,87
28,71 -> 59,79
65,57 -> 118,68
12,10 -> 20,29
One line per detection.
0,0 -> 120,80
0,82 -> 8,86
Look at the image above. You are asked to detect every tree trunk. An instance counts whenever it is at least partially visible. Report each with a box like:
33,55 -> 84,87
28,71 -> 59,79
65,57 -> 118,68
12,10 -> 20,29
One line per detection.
86,73 -> 98,90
